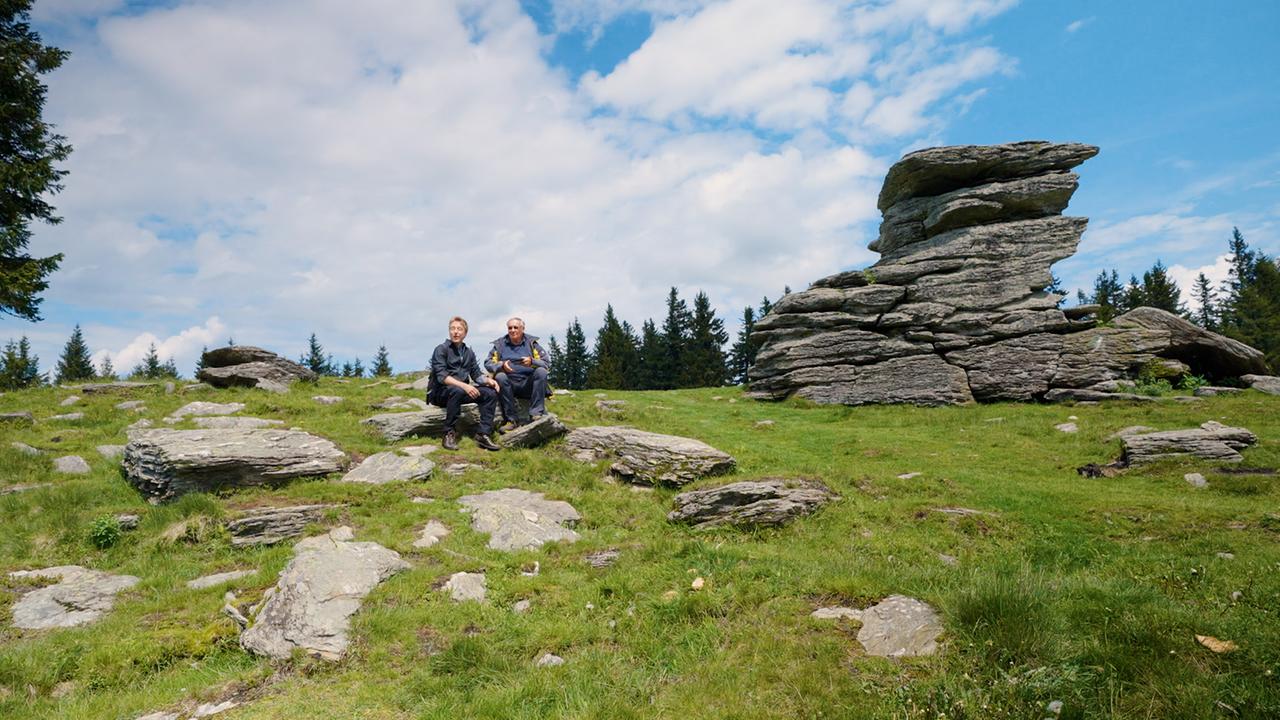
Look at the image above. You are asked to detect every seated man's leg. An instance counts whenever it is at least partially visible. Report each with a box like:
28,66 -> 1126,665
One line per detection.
474,385 -> 498,436
440,386 -> 467,433
494,372 -> 517,423
527,367 -> 549,417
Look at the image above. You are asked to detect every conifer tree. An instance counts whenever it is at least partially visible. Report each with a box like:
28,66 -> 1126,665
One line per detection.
1191,273 -> 1218,329
97,355 -> 115,380
340,361 -> 354,377
54,324 -> 94,383
546,335 -> 565,388
586,305 -> 635,389
130,343 -> 163,379
1120,274 -> 1144,314
727,306 -> 757,385
351,357 -> 364,378
758,295 -> 773,318
659,287 -> 692,389
561,318 -> 590,390
681,291 -> 729,387
636,319 -> 666,390
1221,227 -> 1257,328
371,345 -> 392,376
1139,260 -> 1185,315
0,336 -> 43,389
303,333 -> 330,375
1085,269 -> 1123,322
1224,255 -> 1280,372
160,356 -> 180,378
194,345 -> 209,377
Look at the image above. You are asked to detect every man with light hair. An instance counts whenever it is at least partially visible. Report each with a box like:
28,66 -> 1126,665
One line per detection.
427,316 -> 500,451
485,316 -> 550,432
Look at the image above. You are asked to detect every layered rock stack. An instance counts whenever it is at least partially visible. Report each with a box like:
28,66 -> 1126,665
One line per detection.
196,345 -> 316,393
748,141 -> 1267,405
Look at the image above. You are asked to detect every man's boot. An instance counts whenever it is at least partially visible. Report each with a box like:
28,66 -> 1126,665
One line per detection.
497,418 -> 520,434
473,433 -> 501,451
443,430 -> 458,450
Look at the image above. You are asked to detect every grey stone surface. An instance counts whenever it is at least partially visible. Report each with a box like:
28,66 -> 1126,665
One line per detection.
1121,422 -> 1257,465
1242,374 -> 1280,395
313,395 -> 343,405
564,426 -> 736,486
197,346 -> 316,392
226,504 -> 338,547
501,413 -> 569,449
164,401 -> 245,422
60,395 -> 81,406
413,520 -> 450,548
8,566 -> 140,629
585,549 -> 620,568
1194,386 -> 1243,397
241,526 -> 408,660
115,400 -> 146,411
458,488 -> 581,551
187,569 -> 256,589
10,441 -> 40,455
115,513 -> 140,530
443,572 -> 487,602
0,411 -> 34,424
192,416 -> 285,429
1055,422 -> 1078,433
0,482 -> 52,496
71,381 -> 157,394
54,455 -> 91,474
535,652 -> 565,667
372,396 -> 429,410
123,428 -> 347,502
668,478 -> 837,528
49,412 -> 84,421
341,451 -> 434,484
96,444 -> 126,460
855,594 -> 943,657
361,406 -> 479,442
812,606 -> 863,621
1185,473 -> 1208,489
596,399 -> 626,412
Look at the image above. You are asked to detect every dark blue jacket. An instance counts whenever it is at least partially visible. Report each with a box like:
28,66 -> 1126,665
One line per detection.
484,335 -> 549,376
430,340 -> 486,391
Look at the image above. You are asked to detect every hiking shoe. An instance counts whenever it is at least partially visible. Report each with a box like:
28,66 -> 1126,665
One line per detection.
496,419 -> 520,434
474,433 -> 501,451
442,430 -> 458,450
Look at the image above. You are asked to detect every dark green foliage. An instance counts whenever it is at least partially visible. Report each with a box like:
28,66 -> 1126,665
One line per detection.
586,305 -> 636,390
680,291 -> 728,387
758,295 -> 773,318
1138,260 -> 1185,315
658,287 -> 692,390
727,306 -> 756,385
193,345 -> 208,377
97,355 -> 115,380
87,516 -> 121,550
0,1 -> 69,320
1219,227 -> 1258,329
1190,272 -> 1217,329
54,324 -> 94,383
1082,269 -> 1122,322
371,345 -> 392,376
1224,255 -> 1280,372
635,319 -> 665,390
302,333 -> 332,375
0,335 -> 42,389
351,357 -> 364,378
560,319 -> 590,390
546,335 -> 565,388
130,343 -> 177,379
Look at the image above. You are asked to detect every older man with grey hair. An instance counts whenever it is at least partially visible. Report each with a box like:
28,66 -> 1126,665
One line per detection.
484,316 -> 551,432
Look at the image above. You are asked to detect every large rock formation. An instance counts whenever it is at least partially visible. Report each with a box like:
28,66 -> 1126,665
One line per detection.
748,141 -> 1268,405
123,428 -> 348,502
196,345 -> 316,393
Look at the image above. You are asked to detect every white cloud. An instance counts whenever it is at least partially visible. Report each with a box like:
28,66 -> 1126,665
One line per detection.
1168,254 -> 1231,312
95,317 -> 228,375
1065,16 -> 1094,34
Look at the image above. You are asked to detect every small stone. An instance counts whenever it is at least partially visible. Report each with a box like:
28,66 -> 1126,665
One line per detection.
164,382 -> 175,394
54,455 -> 91,474
0,482 -> 52,496
0,411 -> 34,425
754,420 -> 775,427
938,553 -> 958,566
553,388 -> 573,396
341,451 -> 434,484
413,520 -> 450,548
400,445 -> 438,456
584,602 -> 595,610
1185,473 -> 1208,488
164,401 -> 245,423
10,441 -> 40,455
897,472 -> 922,479
535,652 -> 564,667
115,400 -> 145,411
1216,552 -> 1235,560
1230,591 -> 1243,602
51,680 -> 76,698
1047,700 -> 1063,716
1067,415 -> 1078,420
115,514 -> 140,530
585,549 -> 620,568
96,445 -> 125,460
60,396 -> 81,407
1055,422 -> 1078,433
593,393 -> 607,398
596,399 -> 626,412
983,417 -> 1005,423
662,590 -> 678,601
691,577 -> 705,591
191,699 -> 238,717
49,412 -> 84,422
193,416 -> 285,429
711,396 -> 723,401
127,418 -> 154,431
187,569 -> 256,589
512,599 -> 532,614
313,395 -> 343,405
444,572 -> 486,603
811,607 -> 862,620
521,562 -> 540,577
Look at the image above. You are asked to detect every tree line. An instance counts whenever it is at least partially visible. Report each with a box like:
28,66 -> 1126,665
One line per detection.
1077,227 -> 1280,371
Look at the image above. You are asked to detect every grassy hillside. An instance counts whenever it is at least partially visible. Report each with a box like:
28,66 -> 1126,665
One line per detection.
1,379 -> 1278,719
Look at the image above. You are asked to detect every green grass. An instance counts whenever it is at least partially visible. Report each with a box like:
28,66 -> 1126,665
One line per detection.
1,379 -> 1279,719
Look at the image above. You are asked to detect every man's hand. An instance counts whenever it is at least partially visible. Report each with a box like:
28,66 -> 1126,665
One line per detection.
501,360 -> 512,373
518,356 -> 533,367
463,382 -> 480,399
486,377 -> 499,391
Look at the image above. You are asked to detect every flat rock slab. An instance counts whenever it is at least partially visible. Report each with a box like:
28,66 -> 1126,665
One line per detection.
0,411 -> 34,424
10,441 -> 40,455
458,488 -> 581,551
123,428 -> 347,502
372,396 -> 430,410
501,413 -> 569,449
856,595 -> 943,658
564,426 -> 736,486
187,569 -> 256,589
812,606 -> 863,621
193,416 -> 285,429
341,451 -> 434,484
1122,421 -> 1258,465
96,445 -> 125,460
413,520 -> 450,548
54,455 -> 91,474
584,549 -> 620,568
73,381 -> 157,394
444,572 -> 487,602
1242,374 -> 1280,395
60,396 -> 81,406
164,401 -> 245,422
115,400 -> 146,411
1194,386 -> 1243,397
362,406 -> 479,442
241,526 -> 408,660
8,566 -> 140,629
668,478 -> 838,528
49,412 -> 84,422
313,395 -> 343,405
226,504 -> 338,547
1,482 -> 52,496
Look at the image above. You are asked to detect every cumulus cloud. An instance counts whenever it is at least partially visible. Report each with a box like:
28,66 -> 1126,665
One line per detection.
93,317 -> 228,375
1065,16 -> 1095,34
1168,254 -> 1232,312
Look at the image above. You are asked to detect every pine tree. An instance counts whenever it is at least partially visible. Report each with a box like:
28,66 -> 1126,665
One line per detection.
1221,227 -> 1257,328
340,361 -> 354,377
1,2 -> 70,320
681,291 -> 729,387
97,355 -> 116,380
635,319 -> 666,390
1139,260 -> 1185,315
1191,273 -> 1218,329
130,343 -> 163,379
371,345 -> 392,376
758,295 -> 774,318
659,287 -> 692,389
351,357 -> 365,378
1085,269 -> 1123,321
586,305 -> 634,390
1224,255 -> 1280,372
54,324 -> 94,383
727,306 -> 757,385
194,345 -> 209,377
303,333 -> 330,375
0,336 -> 43,389
160,356 -> 180,378
1120,274 -> 1144,314
561,318 -> 590,390
546,335 -> 565,388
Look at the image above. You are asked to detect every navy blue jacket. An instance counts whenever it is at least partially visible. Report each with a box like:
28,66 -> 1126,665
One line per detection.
484,335 -> 549,376
430,340 -> 486,391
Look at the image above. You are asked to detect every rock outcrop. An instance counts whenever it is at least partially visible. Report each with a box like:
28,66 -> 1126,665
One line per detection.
225,504 -> 339,547
123,429 -> 348,502
564,426 -> 736,486
8,566 -> 140,630
362,406 -> 478,442
748,141 -> 1268,405
501,413 -> 569,449
668,478 -> 837,528
196,345 -> 316,393
240,526 -> 408,660
340,451 -> 434,484
1121,422 -> 1257,465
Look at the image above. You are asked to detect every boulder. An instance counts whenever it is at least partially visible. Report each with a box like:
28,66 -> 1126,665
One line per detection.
197,345 -> 316,393
8,566 -> 140,629
749,141 -> 1269,406
53,455 -> 91,474
48,412 -> 84,422
240,526 -> 408,660
1242,374 -> 1280,395
10,441 -> 40,455
164,401 -> 245,422
457,488 -> 581,551
563,426 -> 736,486
413,520 -> 450,548
123,429 -> 347,502
855,595 -> 943,657
361,406 -> 479,442
225,504 -> 338,547
443,572 -> 487,602
340,451 -> 434,484
501,413 -> 569,449
1121,422 -> 1257,465
668,478 -> 837,528
0,411 -> 34,425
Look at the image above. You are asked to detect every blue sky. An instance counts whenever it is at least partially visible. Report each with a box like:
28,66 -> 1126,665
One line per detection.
4,0 -> 1278,376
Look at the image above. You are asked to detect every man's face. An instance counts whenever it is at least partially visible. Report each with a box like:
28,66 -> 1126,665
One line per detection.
448,321 -> 467,343
506,320 -> 525,345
